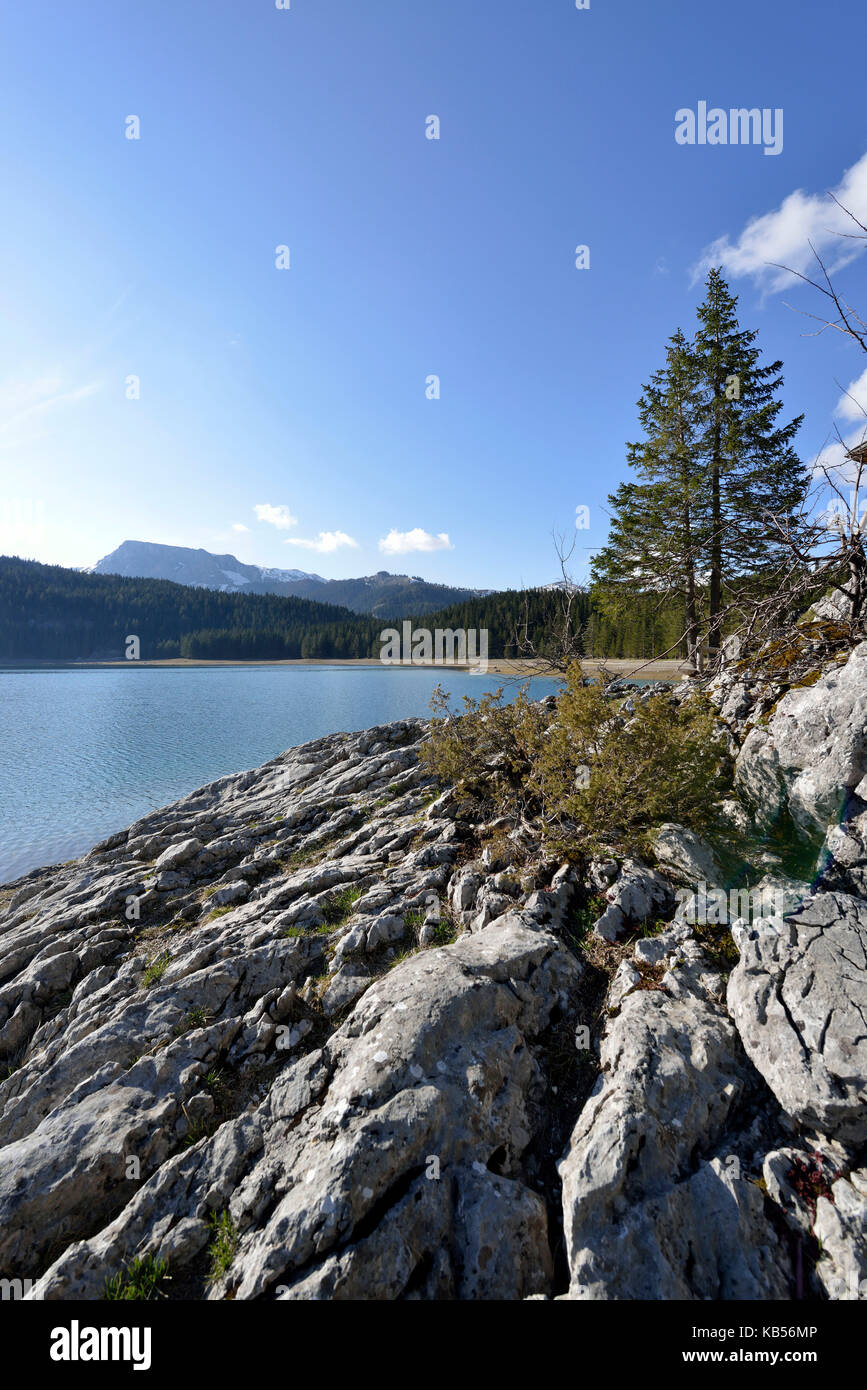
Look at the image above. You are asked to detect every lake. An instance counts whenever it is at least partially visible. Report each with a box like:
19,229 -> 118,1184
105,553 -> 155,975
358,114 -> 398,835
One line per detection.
0,664 -> 562,884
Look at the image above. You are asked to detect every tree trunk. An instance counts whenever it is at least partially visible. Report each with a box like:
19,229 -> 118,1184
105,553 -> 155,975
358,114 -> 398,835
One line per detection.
708,393 -> 723,660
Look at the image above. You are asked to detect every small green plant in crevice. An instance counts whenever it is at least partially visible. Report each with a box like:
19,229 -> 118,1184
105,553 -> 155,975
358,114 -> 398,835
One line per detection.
141,949 -> 171,989
320,885 -> 362,928
182,1115 -> 214,1149
284,814 -> 366,872
204,1068 -> 229,1107
694,920 -> 740,974
104,1253 -> 170,1300
1,1046 -> 25,1080
285,841 -> 333,871
422,917 -> 459,947
385,944 -> 419,971
563,893 -> 607,951
637,917 -> 670,940
403,909 -> 426,931
204,905 -> 233,923
206,1210 -> 239,1283
173,1005 -> 211,1036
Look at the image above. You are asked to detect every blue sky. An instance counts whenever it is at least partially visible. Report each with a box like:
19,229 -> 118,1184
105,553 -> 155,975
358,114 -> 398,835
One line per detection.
1,0 -> 866,589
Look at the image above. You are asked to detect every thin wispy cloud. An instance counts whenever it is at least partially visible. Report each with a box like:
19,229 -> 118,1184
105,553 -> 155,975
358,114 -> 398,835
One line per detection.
693,151 -> 867,292
231,522 -> 250,533
254,503 -> 298,530
285,530 -> 358,554
0,376 -> 102,435
378,528 -> 453,555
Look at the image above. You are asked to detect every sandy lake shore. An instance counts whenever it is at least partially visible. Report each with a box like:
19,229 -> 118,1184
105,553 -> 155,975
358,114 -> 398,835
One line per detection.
68,656 -> 685,680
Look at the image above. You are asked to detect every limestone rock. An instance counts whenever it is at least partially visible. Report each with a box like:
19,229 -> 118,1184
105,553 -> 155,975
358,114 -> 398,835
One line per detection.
652,823 -> 722,886
735,641 -> 867,833
558,946 -> 791,1299
29,913 -> 579,1300
727,891 -> 867,1143
592,858 -> 673,942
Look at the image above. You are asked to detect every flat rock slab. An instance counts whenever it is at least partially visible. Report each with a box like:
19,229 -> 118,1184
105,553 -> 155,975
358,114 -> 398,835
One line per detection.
728,891 -> 867,1144
29,913 -> 579,1301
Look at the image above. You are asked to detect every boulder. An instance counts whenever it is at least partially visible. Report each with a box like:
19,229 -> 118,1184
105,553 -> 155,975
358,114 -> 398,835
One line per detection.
652,823 -> 722,886
816,805 -> 867,899
592,858 -> 673,942
813,1169 -> 867,1301
153,838 -> 203,872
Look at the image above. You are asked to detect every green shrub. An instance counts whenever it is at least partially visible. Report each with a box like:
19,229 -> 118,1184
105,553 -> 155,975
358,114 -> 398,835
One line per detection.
422,664 -> 730,854
538,666 -> 730,850
419,682 -> 548,814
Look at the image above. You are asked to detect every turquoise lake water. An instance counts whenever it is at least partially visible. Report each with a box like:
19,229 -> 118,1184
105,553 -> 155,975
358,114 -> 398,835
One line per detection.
0,664 -> 562,884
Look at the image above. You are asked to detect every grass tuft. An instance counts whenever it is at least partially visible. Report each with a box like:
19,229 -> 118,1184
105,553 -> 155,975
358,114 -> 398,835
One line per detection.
104,1253 -> 170,1300
141,949 -> 171,989
206,1210 -> 239,1283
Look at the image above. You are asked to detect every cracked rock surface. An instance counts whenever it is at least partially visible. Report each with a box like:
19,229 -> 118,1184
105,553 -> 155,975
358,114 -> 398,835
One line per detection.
728,891 -> 867,1145
2,659 -> 866,1301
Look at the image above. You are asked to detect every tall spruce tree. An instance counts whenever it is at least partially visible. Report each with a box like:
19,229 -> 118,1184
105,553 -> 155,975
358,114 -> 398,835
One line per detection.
592,273 -> 809,667
693,268 -> 807,655
592,329 -> 707,671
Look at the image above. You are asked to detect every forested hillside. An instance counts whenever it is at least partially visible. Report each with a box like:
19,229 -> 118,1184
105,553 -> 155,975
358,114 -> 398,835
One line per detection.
0,556 -> 688,661
0,558 -> 379,660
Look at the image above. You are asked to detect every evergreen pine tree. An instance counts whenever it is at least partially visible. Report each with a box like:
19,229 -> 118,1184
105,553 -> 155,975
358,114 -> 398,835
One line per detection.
592,329 -> 705,670
693,267 -> 807,655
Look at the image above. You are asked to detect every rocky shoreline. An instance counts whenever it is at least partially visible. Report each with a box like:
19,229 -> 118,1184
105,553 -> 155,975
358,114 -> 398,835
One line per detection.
1,639 -> 865,1301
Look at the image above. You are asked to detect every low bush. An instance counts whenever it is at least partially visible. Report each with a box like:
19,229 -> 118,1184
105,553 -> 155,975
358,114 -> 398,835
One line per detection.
422,663 -> 731,854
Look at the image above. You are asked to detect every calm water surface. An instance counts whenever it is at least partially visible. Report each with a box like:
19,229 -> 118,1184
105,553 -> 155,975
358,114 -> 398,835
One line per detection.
0,665 -> 562,884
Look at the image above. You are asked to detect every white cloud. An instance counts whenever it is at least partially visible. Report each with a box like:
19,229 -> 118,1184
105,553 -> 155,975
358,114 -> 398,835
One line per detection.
231,522 -> 250,533
378,528 -> 454,555
285,531 -> 358,554
693,151 -> 867,292
836,365 -> 867,424
254,503 -> 298,530
810,426 -> 867,483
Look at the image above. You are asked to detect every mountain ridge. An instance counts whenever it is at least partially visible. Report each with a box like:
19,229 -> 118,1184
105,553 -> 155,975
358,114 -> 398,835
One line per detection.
85,540 -> 324,592
87,540 -> 489,617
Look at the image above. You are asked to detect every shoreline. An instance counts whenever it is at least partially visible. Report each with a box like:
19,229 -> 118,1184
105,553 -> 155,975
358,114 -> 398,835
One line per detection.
2,657 -> 685,680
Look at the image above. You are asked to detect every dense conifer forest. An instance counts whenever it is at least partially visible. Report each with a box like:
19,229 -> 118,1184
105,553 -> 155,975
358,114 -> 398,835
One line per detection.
0,556 -> 687,662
